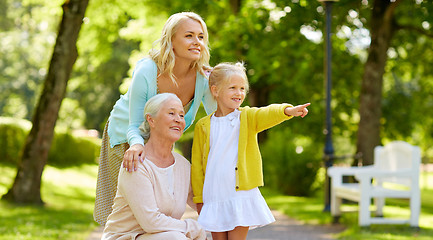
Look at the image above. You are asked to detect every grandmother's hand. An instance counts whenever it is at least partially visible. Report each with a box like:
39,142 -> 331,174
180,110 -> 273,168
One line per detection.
123,144 -> 145,172
184,219 -> 206,240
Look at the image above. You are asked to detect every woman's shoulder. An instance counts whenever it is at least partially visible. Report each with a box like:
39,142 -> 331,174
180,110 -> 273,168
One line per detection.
133,57 -> 157,76
173,152 -> 190,167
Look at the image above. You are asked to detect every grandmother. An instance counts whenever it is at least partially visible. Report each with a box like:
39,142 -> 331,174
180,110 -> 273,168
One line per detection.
102,93 -> 206,240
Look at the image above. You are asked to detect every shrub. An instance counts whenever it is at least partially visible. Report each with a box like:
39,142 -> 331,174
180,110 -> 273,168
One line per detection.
261,127 -> 322,196
0,117 -> 100,167
0,118 -> 31,165
48,131 -> 100,167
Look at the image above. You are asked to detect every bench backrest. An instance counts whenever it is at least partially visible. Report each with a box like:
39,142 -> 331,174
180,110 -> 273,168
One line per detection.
374,141 -> 421,187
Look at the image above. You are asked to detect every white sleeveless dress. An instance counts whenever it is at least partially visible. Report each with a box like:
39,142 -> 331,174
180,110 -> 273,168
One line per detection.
198,110 -> 275,232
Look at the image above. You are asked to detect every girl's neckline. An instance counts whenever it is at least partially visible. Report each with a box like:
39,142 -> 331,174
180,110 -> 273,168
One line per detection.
212,109 -> 240,118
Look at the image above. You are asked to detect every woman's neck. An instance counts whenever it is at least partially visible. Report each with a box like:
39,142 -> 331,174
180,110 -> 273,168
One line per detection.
172,59 -> 195,80
144,137 -> 174,167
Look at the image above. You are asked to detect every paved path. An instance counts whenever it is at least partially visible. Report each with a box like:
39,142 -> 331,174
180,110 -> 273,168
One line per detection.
88,207 -> 345,240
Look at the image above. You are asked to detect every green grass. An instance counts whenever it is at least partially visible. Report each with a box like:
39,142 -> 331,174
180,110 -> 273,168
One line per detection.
261,171 -> 433,240
1,164 -> 432,240
0,164 -> 99,240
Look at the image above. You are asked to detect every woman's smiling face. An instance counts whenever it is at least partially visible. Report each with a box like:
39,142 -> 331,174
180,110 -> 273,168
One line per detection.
149,98 -> 186,142
171,18 -> 205,63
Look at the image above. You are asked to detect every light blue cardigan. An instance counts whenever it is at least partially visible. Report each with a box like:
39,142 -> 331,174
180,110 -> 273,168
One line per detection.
107,58 -> 216,148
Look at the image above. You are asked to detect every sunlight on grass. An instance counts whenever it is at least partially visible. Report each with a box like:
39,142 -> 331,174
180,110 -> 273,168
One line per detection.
420,172 -> 433,190
261,187 -> 333,225
0,164 -> 99,240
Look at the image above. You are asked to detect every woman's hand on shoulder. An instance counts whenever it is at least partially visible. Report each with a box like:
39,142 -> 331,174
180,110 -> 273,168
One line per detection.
123,144 -> 145,172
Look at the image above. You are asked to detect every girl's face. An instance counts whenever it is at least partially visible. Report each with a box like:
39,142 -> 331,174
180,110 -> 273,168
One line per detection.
212,74 -> 247,115
171,18 -> 205,63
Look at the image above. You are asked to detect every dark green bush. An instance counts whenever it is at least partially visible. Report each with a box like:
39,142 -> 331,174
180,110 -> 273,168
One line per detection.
0,118 -> 31,165
261,127 -> 322,196
48,131 -> 100,167
0,117 -> 100,167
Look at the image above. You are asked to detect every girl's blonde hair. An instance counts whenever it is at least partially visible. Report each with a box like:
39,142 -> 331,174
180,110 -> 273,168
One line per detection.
139,93 -> 183,144
149,12 -> 211,85
209,62 -> 250,93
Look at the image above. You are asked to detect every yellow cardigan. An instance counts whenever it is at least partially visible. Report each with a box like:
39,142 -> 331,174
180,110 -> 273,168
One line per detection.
191,104 -> 293,203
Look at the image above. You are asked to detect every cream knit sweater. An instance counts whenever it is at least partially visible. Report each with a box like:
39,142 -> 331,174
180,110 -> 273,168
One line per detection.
102,152 -> 205,240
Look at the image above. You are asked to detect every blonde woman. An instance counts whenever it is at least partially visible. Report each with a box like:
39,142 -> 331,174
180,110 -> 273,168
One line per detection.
94,12 -> 216,226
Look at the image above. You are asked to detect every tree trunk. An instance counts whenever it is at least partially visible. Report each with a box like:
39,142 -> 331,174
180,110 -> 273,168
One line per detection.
356,0 -> 400,166
2,0 -> 89,204
229,0 -> 242,15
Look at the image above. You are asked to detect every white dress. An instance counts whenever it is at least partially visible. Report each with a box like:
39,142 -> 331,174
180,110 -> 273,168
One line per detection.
198,110 -> 275,232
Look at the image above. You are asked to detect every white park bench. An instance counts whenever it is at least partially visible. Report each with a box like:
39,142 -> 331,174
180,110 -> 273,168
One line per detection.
327,141 -> 421,227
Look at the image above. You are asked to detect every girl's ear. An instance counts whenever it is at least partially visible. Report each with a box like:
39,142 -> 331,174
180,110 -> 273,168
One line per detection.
210,85 -> 219,98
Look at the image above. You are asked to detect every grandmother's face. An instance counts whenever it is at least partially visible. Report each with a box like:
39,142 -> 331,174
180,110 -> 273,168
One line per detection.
150,98 -> 186,142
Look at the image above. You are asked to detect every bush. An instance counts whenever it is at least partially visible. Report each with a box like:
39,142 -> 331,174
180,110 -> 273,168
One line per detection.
0,118 -> 31,165
0,117 -> 100,167
48,131 -> 100,167
261,127 -> 322,196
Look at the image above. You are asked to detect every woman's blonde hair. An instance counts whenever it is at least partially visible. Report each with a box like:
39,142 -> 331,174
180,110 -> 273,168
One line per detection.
149,12 -> 211,85
139,93 -> 183,144
209,62 -> 249,94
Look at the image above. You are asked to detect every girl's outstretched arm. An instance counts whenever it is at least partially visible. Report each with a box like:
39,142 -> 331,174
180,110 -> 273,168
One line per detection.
284,103 -> 310,118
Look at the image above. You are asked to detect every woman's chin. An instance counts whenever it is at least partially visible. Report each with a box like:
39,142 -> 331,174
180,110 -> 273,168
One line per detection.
168,132 -> 183,142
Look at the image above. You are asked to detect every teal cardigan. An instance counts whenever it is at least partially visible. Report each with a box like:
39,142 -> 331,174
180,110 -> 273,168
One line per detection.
107,58 -> 216,148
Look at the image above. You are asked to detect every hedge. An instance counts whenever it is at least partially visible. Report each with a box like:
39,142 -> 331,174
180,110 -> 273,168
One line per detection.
0,117 -> 100,167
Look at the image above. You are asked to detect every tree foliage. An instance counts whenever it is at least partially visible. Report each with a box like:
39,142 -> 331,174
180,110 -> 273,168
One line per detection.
0,0 -> 63,120
3,0 -> 89,204
1,0 -> 432,196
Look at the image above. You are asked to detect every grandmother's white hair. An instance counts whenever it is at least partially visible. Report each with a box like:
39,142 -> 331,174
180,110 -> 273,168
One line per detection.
139,93 -> 183,143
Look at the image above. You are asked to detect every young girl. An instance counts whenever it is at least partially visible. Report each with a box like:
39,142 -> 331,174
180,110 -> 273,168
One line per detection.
191,62 -> 310,240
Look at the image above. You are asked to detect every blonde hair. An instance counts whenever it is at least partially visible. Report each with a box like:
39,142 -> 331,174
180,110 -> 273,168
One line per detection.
149,12 -> 211,85
209,62 -> 250,94
139,93 -> 183,144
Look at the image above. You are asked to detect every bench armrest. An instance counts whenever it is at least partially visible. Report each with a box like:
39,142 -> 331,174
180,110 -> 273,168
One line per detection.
327,166 -> 374,187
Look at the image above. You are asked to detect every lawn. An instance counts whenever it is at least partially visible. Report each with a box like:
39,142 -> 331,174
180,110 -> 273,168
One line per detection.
0,164 -> 432,239
0,164 -> 99,240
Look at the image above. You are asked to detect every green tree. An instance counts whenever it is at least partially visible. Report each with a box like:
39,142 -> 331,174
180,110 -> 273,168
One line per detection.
0,0 -> 63,120
3,0 -> 89,204
353,0 -> 433,165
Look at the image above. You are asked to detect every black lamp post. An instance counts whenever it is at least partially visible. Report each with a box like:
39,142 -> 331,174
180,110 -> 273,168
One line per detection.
319,0 -> 337,212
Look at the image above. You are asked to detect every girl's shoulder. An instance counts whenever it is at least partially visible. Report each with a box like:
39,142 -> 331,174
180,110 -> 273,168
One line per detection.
197,114 -> 212,124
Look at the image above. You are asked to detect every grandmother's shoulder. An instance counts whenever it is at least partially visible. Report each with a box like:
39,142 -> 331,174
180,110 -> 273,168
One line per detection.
173,152 -> 190,167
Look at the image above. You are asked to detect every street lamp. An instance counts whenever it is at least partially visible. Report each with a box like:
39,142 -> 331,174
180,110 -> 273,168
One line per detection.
318,0 -> 337,212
